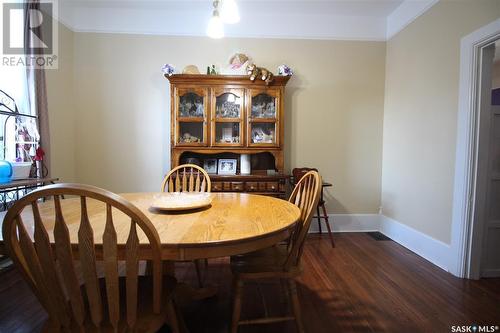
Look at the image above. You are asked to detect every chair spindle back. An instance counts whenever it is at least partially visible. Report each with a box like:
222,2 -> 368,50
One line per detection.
161,164 -> 211,193
285,170 -> 321,269
2,183 -> 163,332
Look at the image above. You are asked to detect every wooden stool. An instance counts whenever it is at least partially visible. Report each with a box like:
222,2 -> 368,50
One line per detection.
314,182 -> 335,248
292,168 -> 335,248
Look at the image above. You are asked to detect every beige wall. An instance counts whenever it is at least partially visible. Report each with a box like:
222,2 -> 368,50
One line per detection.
65,34 -> 386,213
46,22 -> 76,182
382,0 -> 500,244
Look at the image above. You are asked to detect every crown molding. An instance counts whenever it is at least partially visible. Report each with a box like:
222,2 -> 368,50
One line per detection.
58,0 -> 438,42
386,0 -> 440,40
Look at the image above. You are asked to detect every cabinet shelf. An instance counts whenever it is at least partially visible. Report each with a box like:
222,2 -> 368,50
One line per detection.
178,117 -> 205,122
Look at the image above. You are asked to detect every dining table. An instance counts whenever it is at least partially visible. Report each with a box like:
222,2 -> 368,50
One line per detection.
0,192 -> 301,261
0,191 -> 301,331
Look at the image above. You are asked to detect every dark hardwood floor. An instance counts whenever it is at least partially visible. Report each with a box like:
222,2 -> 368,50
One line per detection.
0,233 -> 499,333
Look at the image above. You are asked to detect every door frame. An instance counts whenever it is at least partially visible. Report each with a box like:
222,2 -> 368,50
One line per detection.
450,18 -> 500,278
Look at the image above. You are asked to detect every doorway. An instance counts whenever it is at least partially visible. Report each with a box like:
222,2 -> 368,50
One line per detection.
471,40 -> 500,278
451,19 -> 500,279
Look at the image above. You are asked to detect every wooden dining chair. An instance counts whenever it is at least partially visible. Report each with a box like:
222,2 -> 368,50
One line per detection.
2,183 -> 180,333
292,167 -> 334,247
161,163 -> 211,288
161,163 -> 211,193
230,170 -> 322,333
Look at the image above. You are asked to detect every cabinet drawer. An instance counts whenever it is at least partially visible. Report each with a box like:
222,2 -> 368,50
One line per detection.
266,182 -> 279,192
223,182 -> 232,191
231,182 -> 244,191
212,182 -> 223,191
245,182 -> 259,191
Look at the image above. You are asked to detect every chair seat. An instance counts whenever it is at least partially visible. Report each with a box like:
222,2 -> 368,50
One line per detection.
44,275 -> 177,333
230,244 -> 301,277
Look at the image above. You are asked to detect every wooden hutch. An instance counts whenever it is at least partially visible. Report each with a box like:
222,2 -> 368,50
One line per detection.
166,74 -> 290,198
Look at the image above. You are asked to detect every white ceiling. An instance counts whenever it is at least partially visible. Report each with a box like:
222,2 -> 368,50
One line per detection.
58,0 -> 439,41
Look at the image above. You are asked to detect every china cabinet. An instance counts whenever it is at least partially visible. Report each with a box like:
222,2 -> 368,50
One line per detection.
166,74 -> 290,198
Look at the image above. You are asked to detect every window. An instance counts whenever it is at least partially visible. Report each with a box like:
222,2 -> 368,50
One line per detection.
0,12 -> 40,163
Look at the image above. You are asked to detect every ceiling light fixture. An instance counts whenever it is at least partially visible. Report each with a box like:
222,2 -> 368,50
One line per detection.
207,0 -> 224,39
220,0 -> 240,24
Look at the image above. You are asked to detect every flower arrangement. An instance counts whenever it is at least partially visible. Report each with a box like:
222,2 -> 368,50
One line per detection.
161,64 -> 175,76
277,64 -> 293,76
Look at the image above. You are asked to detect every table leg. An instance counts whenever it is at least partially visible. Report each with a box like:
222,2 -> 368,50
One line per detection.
163,260 -> 218,333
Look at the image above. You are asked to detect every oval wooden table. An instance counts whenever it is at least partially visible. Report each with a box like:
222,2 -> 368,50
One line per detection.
0,192 -> 300,332
0,192 -> 300,261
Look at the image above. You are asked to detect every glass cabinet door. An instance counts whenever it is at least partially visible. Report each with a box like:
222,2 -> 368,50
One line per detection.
211,88 -> 244,146
175,87 -> 208,146
250,93 -> 277,119
248,88 -> 280,147
249,122 -> 276,145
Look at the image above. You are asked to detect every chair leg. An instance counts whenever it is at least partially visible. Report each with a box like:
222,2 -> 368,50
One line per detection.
194,259 -> 204,288
289,279 -> 305,333
166,299 -> 181,333
231,277 -> 244,333
316,205 -> 322,234
280,278 -> 290,306
321,203 -> 335,248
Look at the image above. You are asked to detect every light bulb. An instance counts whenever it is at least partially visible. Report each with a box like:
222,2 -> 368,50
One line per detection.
206,11 -> 224,39
220,0 -> 240,24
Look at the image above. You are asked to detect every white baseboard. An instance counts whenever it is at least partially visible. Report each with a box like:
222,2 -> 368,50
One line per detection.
379,215 -> 450,272
308,213 -> 451,272
308,214 -> 380,233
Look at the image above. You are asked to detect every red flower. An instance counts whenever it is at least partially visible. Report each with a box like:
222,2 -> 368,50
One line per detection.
34,147 -> 45,161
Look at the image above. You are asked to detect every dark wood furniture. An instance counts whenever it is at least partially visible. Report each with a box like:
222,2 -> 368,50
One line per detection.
292,167 -> 335,247
230,170 -> 322,333
2,183 -> 180,332
166,74 -> 290,198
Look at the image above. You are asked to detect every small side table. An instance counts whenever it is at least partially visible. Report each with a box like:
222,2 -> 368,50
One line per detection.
0,177 -> 59,211
314,181 -> 335,248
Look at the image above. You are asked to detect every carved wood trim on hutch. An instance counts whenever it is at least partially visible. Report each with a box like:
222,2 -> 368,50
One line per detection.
166,74 -> 290,198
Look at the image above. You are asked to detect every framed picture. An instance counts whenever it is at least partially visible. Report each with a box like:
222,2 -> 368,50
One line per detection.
218,159 -> 237,175
203,159 -> 218,174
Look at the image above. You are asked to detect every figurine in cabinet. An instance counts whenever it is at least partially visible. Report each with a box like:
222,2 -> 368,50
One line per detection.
181,132 -> 200,143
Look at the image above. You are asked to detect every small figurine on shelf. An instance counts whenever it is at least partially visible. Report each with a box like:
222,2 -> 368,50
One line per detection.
182,65 -> 200,74
161,64 -> 175,76
252,128 -> 264,143
246,64 -> 274,84
220,53 -> 252,75
277,64 -> 293,76
263,130 -> 275,143
206,65 -> 218,75
182,132 -> 200,143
